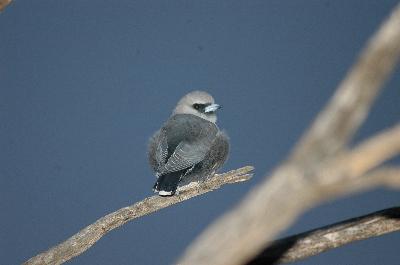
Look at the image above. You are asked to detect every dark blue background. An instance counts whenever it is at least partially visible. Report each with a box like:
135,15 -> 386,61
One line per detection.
1,1 -> 399,264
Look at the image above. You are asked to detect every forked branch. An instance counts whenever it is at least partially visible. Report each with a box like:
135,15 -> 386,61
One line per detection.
177,4 -> 400,265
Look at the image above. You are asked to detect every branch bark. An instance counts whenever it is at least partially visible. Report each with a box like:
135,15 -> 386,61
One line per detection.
177,4 -> 400,265
23,166 -> 253,265
247,206 -> 400,264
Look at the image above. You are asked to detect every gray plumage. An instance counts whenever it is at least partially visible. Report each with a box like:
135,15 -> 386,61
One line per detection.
148,91 -> 229,196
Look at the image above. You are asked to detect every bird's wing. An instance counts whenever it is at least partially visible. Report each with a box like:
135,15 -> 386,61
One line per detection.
156,129 -> 169,166
161,138 -> 213,174
148,129 -> 169,173
156,114 -> 219,175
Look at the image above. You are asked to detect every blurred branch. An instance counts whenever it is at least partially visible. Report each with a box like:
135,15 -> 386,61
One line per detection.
0,0 -> 12,12
248,206 -> 400,264
342,124 -> 400,177
316,125 -> 400,197
177,4 -> 400,265
22,166 -> 253,265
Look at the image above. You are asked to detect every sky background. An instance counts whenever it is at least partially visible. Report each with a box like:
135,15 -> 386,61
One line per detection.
1,1 -> 399,264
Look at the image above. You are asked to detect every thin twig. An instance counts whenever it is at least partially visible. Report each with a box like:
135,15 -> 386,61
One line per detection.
247,206 -> 400,264
0,0 -> 12,12
317,167 -> 400,201
177,4 -> 400,265
315,124 -> 400,189
23,166 -> 253,265
344,124 -> 400,177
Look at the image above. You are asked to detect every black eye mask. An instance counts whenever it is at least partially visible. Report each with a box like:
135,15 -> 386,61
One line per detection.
192,103 -> 208,113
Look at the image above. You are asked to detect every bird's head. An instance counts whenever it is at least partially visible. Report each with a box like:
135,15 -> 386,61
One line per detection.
173,91 -> 221,123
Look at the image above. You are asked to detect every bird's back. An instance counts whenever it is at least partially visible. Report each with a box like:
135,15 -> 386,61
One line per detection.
162,114 -> 218,159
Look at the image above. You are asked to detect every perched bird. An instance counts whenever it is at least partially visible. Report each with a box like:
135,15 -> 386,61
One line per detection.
148,91 -> 229,196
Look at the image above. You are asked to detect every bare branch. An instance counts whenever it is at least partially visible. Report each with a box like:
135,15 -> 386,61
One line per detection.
316,124 -> 400,191
0,0 -> 12,12
23,166 -> 253,265
177,4 -> 400,265
343,124 -> 400,177
317,166 -> 400,202
248,206 -> 400,264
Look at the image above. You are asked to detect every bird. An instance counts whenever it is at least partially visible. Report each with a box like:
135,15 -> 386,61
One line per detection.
148,91 -> 229,196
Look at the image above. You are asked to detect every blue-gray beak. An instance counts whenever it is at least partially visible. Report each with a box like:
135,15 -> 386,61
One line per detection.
204,103 -> 221,113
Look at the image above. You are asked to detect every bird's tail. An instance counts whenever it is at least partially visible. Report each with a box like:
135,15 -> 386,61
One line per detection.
153,171 -> 182,196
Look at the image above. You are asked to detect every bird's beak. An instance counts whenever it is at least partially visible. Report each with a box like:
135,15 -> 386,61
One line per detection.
204,103 -> 221,113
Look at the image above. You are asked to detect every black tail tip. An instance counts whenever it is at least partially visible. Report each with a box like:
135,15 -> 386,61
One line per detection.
153,182 -> 176,196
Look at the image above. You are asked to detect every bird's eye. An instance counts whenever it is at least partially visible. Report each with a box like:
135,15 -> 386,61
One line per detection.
193,103 -> 201,110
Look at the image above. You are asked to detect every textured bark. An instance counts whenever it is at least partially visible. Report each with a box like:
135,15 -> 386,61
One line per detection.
23,166 -> 253,265
248,206 -> 400,264
177,4 -> 400,265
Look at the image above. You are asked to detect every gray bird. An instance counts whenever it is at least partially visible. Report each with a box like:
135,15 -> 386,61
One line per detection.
148,91 -> 229,196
